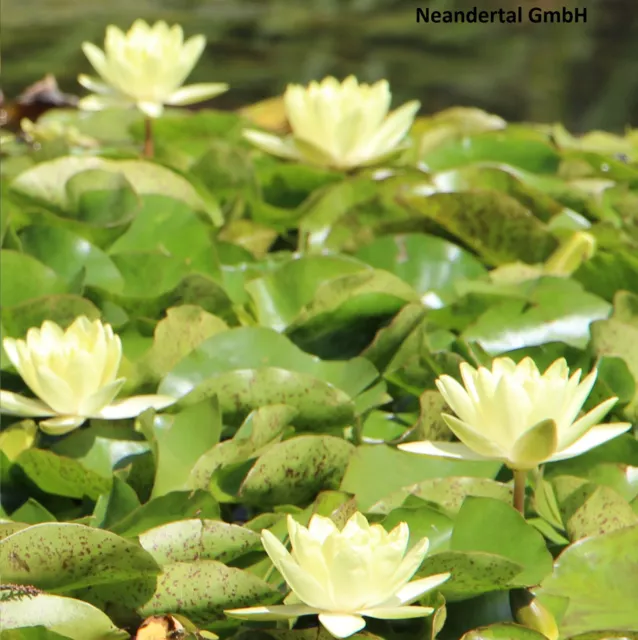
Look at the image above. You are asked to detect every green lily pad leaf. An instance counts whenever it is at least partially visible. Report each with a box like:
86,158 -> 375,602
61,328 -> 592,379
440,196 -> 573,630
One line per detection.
169,273 -> 236,323
0,521 -> 30,539
0,593 -> 127,640
107,197 -> 217,262
0,523 -> 160,591
40,107 -> 141,144
397,190 -> 558,266
461,623 -> 548,639
369,477 -> 512,515
141,305 -> 228,380
567,632 -> 638,639
0,626 -> 69,640
137,109 -> 247,148
11,156 -> 211,215
138,397 -> 222,498
462,277 -> 611,354
231,434 -> 355,506
551,475 -> 638,541
50,422 -> 150,480
592,356 -> 637,410
0,420 -> 37,462
18,225 -> 124,291
0,251 -> 67,307
310,490 -> 358,529
540,524 -> 638,636
10,499 -> 57,525
216,240 -> 257,265
381,504 -> 454,554
138,519 -> 261,566
451,497 -> 553,586
296,177 -> 378,250
286,269 -> 419,358
419,129 -> 560,173
91,475 -> 142,530
361,302 -> 428,373
174,368 -> 355,430
14,449 -> 112,500
591,291 -> 638,421
532,475 -> 564,531
383,326 -> 468,396
359,410 -> 408,443
418,550 -> 523,601
137,560 -> 280,625
574,249 -> 638,302
188,404 -> 296,492
410,107 -> 506,157
411,389 -> 457,441
159,326 -> 379,404
246,254 -> 369,330
1,295 -> 101,345
566,150 -> 638,182
432,166 -> 563,223
91,256 -> 232,322
340,444 -> 501,511
109,490 -> 221,538
232,630 -> 366,640
89,249 -> 188,299
65,169 -> 140,223
254,161 -> 344,228
544,435 -> 638,503
355,233 -> 487,302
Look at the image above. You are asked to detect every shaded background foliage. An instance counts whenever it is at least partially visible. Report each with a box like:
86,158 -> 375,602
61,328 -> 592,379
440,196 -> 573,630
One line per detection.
3,0 -> 638,132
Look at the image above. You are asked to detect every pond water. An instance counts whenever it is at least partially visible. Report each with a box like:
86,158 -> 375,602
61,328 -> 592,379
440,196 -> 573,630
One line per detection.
3,0 -> 637,132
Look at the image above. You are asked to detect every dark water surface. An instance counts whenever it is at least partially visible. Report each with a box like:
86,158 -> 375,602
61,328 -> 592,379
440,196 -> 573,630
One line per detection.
3,0 -> 638,131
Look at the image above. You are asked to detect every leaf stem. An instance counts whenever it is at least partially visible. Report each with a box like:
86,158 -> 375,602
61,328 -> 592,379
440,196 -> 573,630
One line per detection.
143,116 -> 154,158
513,468 -> 527,515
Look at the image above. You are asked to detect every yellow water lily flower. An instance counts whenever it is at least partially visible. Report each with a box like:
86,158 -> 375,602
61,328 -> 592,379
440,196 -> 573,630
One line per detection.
0,317 -> 175,435
226,512 -> 449,639
243,75 -> 420,170
78,20 -> 228,118
399,357 -> 631,470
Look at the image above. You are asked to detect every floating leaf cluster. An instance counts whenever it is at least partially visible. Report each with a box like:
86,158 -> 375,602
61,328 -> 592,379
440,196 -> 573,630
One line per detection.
1,18 -> 638,640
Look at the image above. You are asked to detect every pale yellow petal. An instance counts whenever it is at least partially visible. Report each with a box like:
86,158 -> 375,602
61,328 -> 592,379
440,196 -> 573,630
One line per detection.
39,415 -> 87,435
558,396 -> 618,449
77,74 -> 113,95
79,378 -> 126,416
0,390 -> 55,417
306,514 -> 340,541
261,527 -> 293,567
277,556 -> 330,609
166,83 -> 228,106
137,101 -> 164,118
398,440 -> 496,461
362,605 -> 434,619
549,423 -> 632,462
318,613 -> 366,638
30,366 -> 78,415
391,573 -> 450,606
440,413 -> 505,458
435,375 -> 477,424
243,129 -> 299,160
508,419 -> 558,469
387,536 -> 430,593
81,42 -> 110,81
225,604 -> 318,620
366,100 -> 420,157
95,394 -> 175,419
